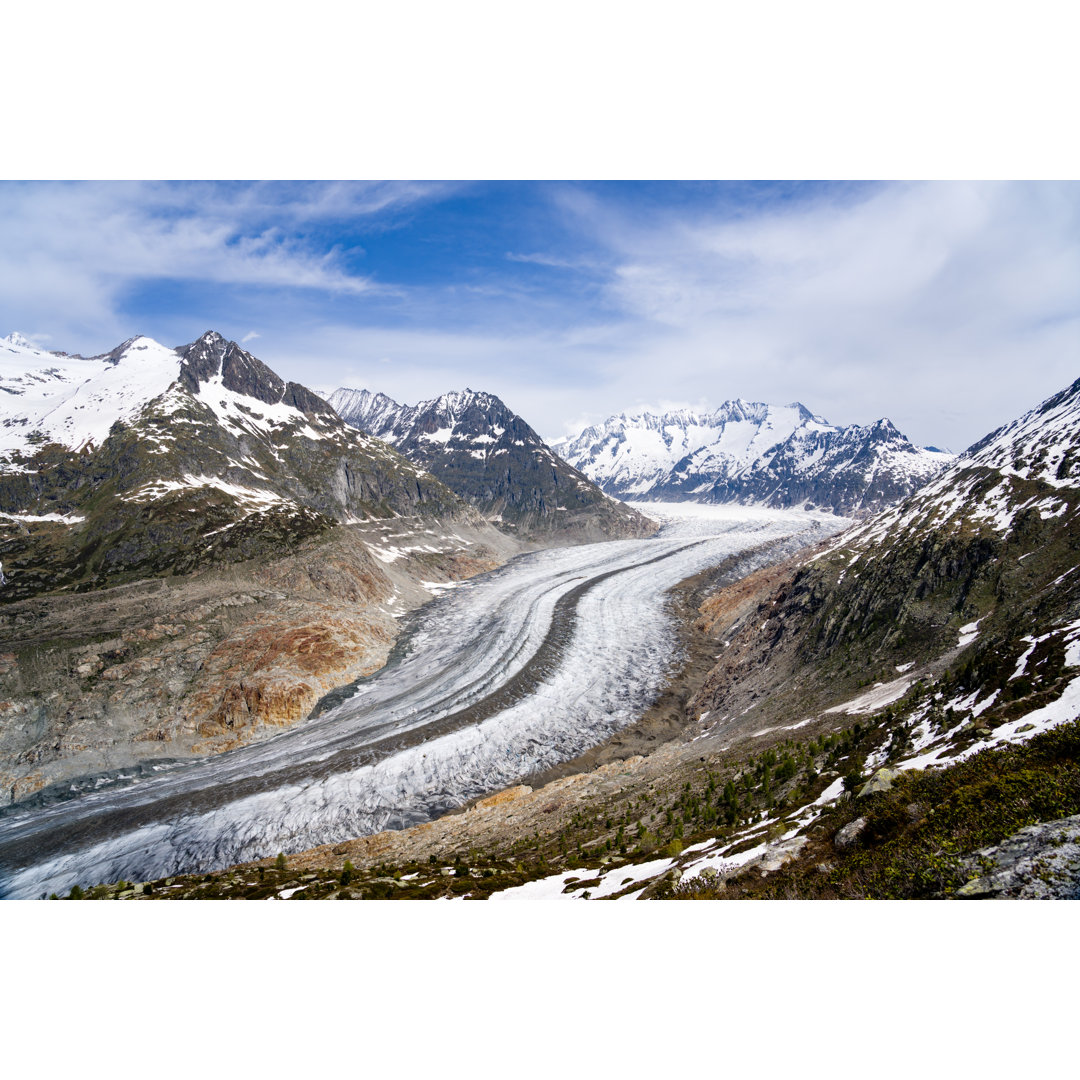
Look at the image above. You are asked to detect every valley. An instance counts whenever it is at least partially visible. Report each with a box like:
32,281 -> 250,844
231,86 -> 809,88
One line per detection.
0,504 -> 840,898
4,328 -> 1080,902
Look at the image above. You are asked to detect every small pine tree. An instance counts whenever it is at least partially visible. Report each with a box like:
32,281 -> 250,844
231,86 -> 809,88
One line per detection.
340,860 -> 354,887
69,885 -> 84,900
275,852 -> 287,872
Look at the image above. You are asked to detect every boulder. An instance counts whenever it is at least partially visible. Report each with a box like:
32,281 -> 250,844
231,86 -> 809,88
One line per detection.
955,814 -> 1080,899
834,817 -> 868,850
858,768 -> 897,797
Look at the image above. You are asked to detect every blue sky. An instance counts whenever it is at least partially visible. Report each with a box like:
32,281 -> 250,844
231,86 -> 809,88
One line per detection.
2,179 -> 1078,449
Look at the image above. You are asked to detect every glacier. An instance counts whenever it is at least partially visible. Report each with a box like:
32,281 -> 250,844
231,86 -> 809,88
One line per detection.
0,504 -> 845,898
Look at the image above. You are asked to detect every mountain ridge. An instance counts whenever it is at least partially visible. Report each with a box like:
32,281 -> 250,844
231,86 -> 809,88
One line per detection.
553,400 -> 953,514
0,331 -> 475,600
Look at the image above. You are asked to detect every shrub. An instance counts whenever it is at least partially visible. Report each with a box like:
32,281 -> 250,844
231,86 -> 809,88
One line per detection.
275,852 -> 287,871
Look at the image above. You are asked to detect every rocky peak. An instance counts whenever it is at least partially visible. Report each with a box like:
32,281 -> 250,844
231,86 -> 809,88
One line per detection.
178,331 -> 287,406
329,383 -> 655,540
558,400 -> 953,514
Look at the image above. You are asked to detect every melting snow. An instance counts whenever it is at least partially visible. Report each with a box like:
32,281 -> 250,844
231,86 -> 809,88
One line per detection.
0,510 -> 86,525
823,677 -> 913,715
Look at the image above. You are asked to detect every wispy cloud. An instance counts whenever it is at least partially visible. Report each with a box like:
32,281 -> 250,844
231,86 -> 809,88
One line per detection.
505,251 -> 596,271
548,181 -> 1080,447
0,182 -> 438,348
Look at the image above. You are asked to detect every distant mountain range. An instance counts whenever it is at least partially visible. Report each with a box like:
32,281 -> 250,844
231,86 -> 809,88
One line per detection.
329,387 -> 654,540
553,400 -> 953,514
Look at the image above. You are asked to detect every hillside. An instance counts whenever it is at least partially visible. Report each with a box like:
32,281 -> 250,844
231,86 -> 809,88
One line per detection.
330,386 -> 655,540
553,400 -> 952,514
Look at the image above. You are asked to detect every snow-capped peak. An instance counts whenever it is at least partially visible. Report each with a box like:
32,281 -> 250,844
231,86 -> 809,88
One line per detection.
329,386 -> 519,447
3,332 -> 39,350
0,334 -> 184,465
836,374 -> 1080,552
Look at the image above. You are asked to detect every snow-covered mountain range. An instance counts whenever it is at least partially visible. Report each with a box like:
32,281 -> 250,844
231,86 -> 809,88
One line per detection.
1,332 -> 186,464
0,331 -> 467,599
552,400 -> 953,514
329,387 -> 654,540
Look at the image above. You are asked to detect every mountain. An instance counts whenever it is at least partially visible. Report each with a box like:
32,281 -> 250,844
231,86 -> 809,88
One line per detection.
552,400 -> 953,514
329,386 -> 656,540
0,331 -> 471,600
685,371 -> 1080,773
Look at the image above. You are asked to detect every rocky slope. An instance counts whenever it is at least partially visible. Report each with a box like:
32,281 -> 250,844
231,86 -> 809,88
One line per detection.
329,386 -> 655,540
0,331 -> 524,803
553,400 -> 952,514
0,516 -> 520,805
683,375 -> 1080,749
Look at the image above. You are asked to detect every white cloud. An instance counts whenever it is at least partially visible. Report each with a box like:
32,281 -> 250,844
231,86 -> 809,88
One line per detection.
3,181 -> 1076,453
550,181 -> 1080,448
505,251 -> 596,271
241,330 -> 261,343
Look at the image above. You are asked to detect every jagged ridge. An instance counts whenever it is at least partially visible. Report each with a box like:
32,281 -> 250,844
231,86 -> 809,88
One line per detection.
330,386 -> 656,540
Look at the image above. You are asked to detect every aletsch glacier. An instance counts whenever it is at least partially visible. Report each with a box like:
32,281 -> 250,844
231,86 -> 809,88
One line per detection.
0,505 -> 843,898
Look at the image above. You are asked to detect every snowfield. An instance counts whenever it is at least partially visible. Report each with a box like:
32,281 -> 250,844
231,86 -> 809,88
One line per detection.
0,333 -> 182,465
0,504 -> 843,898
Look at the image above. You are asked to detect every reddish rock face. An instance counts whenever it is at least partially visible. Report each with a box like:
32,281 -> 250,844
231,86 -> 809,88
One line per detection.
189,613 -> 397,751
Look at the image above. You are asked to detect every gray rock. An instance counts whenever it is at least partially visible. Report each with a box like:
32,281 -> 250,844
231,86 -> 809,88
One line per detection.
758,836 -> 808,872
955,814 -> 1080,899
834,817 -> 868,850
858,768 -> 898,797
